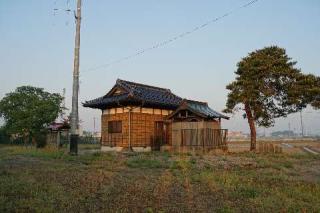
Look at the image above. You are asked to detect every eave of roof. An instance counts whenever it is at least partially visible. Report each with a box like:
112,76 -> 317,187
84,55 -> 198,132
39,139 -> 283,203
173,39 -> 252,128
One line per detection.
83,79 -> 182,110
83,80 -> 229,120
167,99 -> 229,120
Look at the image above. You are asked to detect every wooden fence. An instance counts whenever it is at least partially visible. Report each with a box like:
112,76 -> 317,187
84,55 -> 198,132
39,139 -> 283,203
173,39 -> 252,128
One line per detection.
258,142 -> 283,153
102,128 -> 228,151
173,128 -> 228,149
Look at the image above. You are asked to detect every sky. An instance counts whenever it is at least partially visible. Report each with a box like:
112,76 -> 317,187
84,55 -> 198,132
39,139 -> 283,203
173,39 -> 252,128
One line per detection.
0,0 -> 319,135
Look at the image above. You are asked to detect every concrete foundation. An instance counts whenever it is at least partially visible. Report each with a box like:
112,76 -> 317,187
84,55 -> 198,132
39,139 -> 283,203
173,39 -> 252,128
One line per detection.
101,146 -> 123,152
132,146 -> 152,152
101,146 -> 152,152
160,145 -> 172,152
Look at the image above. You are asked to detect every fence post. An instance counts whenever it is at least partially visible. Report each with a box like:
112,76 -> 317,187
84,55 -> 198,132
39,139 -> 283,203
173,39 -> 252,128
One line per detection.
225,129 -> 228,146
202,129 -> 204,149
57,131 -> 61,148
181,129 -> 184,147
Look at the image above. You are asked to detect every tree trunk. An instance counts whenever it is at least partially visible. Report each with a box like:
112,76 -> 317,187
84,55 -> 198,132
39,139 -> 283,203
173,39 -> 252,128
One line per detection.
244,103 -> 256,151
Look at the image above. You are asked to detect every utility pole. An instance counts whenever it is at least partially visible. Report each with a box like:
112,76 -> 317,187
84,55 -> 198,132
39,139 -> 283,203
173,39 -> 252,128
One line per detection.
300,110 -> 304,137
288,122 -> 292,137
93,117 -> 96,134
70,0 -> 82,155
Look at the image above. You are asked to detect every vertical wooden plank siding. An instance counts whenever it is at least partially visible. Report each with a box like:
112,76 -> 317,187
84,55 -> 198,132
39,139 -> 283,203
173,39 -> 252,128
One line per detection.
179,128 -> 227,148
101,111 -> 170,147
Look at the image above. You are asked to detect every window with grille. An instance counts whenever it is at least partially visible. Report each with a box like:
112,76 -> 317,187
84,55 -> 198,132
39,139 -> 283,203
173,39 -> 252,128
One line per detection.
108,121 -> 122,133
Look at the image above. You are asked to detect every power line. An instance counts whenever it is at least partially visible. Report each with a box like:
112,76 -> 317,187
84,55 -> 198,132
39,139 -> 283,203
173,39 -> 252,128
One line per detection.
53,0 -> 73,26
81,0 -> 259,74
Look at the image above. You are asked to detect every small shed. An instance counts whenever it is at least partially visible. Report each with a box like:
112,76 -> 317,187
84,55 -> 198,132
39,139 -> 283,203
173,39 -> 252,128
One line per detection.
46,121 -> 70,147
167,100 -> 229,151
83,79 -> 229,152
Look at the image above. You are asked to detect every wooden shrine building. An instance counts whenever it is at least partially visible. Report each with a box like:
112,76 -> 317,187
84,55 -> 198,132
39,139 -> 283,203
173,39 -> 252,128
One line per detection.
83,79 -> 229,152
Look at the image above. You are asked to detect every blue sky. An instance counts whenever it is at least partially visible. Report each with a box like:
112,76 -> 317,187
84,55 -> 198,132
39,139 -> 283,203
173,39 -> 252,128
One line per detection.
0,0 -> 319,134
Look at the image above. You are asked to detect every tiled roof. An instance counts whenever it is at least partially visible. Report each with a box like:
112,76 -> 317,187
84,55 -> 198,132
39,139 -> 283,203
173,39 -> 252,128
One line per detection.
166,99 -> 229,120
48,122 -> 70,131
185,100 -> 229,119
83,79 -> 183,109
83,79 -> 229,119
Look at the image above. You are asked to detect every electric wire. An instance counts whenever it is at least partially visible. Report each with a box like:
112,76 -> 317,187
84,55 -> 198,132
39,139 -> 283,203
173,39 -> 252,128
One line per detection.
80,0 -> 259,74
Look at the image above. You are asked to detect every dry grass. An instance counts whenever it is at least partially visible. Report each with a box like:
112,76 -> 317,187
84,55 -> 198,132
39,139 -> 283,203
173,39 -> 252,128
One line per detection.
0,145 -> 320,212
228,139 -> 320,154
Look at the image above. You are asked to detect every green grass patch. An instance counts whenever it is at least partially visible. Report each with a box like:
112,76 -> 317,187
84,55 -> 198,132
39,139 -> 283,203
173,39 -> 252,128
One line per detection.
78,143 -> 101,150
1,145 -> 320,212
126,155 -> 168,169
231,185 -> 259,199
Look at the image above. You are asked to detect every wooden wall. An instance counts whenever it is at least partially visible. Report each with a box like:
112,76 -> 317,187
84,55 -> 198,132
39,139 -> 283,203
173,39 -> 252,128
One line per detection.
171,121 -> 221,147
101,112 -> 169,147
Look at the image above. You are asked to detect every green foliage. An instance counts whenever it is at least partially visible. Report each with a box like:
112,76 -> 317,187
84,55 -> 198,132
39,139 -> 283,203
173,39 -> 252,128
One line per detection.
0,86 -> 63,145
224,46 -> 320,149
292,74 -> 320,110
33,131 -> 47,148
225,46 -> 306,127
0,127 -> 10,144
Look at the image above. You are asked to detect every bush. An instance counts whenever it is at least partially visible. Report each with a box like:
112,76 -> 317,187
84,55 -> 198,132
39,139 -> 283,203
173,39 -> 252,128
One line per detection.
0,128 -> 10,144
34,131 -> 47,148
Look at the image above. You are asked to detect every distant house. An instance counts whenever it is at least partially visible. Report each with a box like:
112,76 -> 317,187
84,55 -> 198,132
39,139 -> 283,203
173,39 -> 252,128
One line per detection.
47,121 -> 70,147
83,79 -> 229,152
228,131 -> 249,141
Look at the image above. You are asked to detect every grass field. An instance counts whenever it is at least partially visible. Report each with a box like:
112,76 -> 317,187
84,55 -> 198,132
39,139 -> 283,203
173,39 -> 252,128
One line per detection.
0,145 -> 320,212
228,139 -> 320,154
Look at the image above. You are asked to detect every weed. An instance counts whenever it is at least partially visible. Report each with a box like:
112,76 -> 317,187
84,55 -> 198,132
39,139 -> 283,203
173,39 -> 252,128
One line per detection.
232,185 -> 259,199
189,157 -> 197,165
216,206 -> 235,213
1,145 -> 320,212
281,160 -> 294,169
170,159 -> 192,170
126,155 -> 167,169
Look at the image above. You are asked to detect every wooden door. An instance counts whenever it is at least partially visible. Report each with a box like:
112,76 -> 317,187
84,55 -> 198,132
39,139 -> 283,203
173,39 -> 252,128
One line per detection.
154,121 -> 168,150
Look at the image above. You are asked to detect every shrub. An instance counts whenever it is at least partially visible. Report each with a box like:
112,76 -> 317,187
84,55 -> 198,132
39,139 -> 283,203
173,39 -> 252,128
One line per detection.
0,128 -> 10,144
34,131 -> 47,148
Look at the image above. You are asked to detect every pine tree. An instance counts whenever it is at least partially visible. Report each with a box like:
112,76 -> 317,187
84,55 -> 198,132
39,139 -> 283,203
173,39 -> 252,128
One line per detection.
224,46 -> 318,151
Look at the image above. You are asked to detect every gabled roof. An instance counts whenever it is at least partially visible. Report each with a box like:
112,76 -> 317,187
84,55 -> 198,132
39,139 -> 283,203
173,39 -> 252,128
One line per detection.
83,79 -> 183,110
167,99 -> 229,120
83,79 -> 229,120
48,121 -> 70,131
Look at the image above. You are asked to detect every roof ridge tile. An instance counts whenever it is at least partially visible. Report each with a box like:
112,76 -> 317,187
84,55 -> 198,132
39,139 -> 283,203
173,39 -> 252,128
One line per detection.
117,79 -> 171,92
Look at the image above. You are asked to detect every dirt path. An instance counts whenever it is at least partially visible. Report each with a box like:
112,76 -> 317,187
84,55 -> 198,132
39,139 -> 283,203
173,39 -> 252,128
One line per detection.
302,147 -> 319,155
